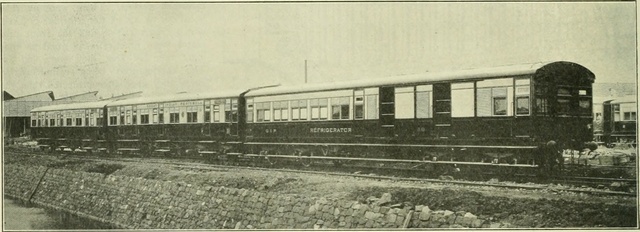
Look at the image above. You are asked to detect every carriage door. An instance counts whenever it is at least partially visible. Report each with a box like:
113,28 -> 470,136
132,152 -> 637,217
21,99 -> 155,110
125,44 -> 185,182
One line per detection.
379,86 -> 395,136
228,99 -> 239,137
433,83 -> 451,138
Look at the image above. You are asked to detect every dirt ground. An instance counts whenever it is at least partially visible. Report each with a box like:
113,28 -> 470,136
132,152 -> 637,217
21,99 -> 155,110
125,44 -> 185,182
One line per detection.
4,146 -> 638,228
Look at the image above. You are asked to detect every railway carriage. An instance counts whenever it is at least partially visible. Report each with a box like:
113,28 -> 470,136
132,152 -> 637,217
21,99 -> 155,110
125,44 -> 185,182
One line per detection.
30,61 -> 595,172
602,96 -> 637,147
242,61 -> 595,167
105,91 -> 243,156
31,100 -> 110,152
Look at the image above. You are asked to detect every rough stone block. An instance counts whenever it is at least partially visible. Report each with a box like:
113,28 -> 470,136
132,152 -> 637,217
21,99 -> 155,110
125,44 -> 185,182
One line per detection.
471,219 -> 485,228
323,212 -> 332,221
398,208 -> 408,217
345,215 -> 353,223
395,215 -> 404,226
365,220 -> 374,228
378,193 -> 392,206
386,213 -> 397,223
342,201 -> 353,209
419,210 -> 431,221
316,197 -> 328,205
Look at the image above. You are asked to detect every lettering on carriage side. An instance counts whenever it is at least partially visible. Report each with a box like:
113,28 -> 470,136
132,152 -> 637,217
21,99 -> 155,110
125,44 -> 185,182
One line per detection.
310,128 -> 352,133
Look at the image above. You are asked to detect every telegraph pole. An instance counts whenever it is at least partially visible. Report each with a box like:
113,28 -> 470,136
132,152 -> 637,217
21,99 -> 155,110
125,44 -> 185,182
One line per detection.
304,60 -> 308,84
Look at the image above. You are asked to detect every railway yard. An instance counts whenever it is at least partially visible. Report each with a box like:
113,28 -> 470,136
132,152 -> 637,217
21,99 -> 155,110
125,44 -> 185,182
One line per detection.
4,143 -> 638,228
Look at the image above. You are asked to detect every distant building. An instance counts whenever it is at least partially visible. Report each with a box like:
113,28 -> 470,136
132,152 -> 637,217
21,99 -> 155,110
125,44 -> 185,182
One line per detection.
3,91 -> 142,138
593,82 -> 636,98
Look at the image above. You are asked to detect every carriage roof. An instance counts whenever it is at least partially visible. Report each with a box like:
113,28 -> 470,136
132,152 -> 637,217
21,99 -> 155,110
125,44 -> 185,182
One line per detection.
609,95 -> 637,104
245,61 -> 565,97
107,90 -> 242,107
31,100 -> 113,112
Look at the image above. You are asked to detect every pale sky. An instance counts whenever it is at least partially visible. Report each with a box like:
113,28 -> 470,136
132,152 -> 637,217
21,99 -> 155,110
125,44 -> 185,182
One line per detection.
2,3 -> 636,98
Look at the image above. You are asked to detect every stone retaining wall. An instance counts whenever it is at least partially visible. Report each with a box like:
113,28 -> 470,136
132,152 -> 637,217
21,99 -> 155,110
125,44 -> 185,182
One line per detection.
4,164 -> 492,229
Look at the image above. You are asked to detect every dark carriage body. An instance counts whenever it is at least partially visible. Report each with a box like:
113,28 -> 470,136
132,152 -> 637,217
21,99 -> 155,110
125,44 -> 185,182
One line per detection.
104,91 -> 243,154
243,61 -> 595,164
30,61 -> 595,166
602,96 -> 637,146
31,101 -> 110,151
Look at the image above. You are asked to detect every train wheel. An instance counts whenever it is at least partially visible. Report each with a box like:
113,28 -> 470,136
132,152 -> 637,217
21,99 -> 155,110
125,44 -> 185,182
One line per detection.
297,150 -> 312,167
260,150 -> 277,166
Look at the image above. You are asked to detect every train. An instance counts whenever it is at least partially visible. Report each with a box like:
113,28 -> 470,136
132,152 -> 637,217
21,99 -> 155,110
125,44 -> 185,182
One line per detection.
31,61 -> 595,171
595,95 -> 637,147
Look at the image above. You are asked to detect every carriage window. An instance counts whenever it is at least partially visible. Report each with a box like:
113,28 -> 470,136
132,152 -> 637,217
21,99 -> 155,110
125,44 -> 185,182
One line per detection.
557,88 -> 571,96
624,112 -> 636,121
170,113 -> 180,123
300,100 -> 308,120
158,108 -> 164,124
140,109 -> 149,124
613,104 -> 621,121
366,95 -> 378,119
579,90 -> 588,96
31,120 -> 37,127
152,109 -> 158,124
395,87 -> 415,119
66,118 -> 72,126
354,100 -> 364,119
536,99 -> 548,114
141,114 -> 150,124
331,97 -> 350,120
493,88 -> 508,116
477,77 -> 514,117
245,104 -> 253,122
256,102 -> 271,122
224,99 -> 238,123
515,84 -> 530,116
187,112 -> 197,123
110,116 -> 117,125
50,119 -> 55,127
186,107 -> 198,123
76,118 -> 82,126
494,97 -> 507,115
557,99 -> 571,114
416,85 -> 432,118
273,101 -> 288,121
451,83 -> 474,117
579,100 -> 591,115
365,88 -> 379,120
291,100 -> 307,120
516,97 -> 530,115
213,104 -> 220,122
310,98 -> 328,120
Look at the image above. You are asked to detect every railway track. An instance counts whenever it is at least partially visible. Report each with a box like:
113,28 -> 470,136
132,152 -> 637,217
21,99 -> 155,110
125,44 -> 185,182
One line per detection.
8,147 -> 635,197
